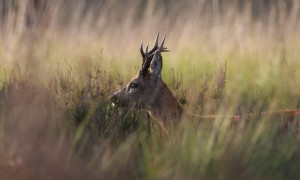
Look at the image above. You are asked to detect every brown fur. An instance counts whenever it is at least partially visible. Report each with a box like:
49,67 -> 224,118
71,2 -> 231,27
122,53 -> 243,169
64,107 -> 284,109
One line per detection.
110,72 -> 183,124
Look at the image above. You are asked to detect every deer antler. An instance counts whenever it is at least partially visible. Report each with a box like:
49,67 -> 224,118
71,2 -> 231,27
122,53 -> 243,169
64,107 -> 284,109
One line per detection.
139,33 -> 169,76
140,43 -> 145,59
140,33 -> 160,59
140,45 -> 151,76
148,33 -> 160,54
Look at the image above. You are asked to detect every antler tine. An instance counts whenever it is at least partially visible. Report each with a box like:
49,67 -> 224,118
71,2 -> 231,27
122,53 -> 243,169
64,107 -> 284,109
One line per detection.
160,35 -> 165,48
154,33 -> 159,47
145,44 -> 149,55
158,35 -> 169,52
140,43 -> 145,58
149,33 -> 160,54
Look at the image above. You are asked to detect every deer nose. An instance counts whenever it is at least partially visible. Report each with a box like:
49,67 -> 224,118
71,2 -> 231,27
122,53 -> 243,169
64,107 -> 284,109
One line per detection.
109,90 -> 122,102
109,94 -> 117,102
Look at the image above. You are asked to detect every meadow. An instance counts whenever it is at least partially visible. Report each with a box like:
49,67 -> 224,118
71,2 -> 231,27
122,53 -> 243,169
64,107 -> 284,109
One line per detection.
1,0 -> 300,179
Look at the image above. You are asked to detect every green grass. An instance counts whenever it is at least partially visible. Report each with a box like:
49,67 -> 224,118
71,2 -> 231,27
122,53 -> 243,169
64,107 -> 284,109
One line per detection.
1,0 -> 300,179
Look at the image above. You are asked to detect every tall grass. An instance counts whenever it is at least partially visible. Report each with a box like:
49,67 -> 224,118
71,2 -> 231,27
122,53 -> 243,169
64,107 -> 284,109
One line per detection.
1,0 -> 300,179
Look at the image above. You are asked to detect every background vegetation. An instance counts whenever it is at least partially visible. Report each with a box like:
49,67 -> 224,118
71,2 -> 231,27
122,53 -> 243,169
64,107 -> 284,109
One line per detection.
0,0 -> 300,179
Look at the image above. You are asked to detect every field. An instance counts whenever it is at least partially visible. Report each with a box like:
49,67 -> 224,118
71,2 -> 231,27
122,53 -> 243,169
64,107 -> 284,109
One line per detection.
1,0 -> 300,179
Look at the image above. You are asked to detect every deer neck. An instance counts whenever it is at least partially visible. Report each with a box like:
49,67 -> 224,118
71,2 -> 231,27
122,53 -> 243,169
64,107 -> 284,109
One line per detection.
146,81 -> 183,123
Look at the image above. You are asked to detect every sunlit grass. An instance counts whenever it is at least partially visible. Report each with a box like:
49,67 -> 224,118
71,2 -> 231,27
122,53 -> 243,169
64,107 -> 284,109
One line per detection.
1,0 -> 300,179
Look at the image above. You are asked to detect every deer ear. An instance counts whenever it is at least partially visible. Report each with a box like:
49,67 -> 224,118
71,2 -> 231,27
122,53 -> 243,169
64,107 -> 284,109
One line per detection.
150,51 -> 163,78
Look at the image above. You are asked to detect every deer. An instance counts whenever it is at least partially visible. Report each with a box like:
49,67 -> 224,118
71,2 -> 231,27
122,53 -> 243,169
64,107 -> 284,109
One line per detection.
109,33 -> 183,132
109,34 -> 300,132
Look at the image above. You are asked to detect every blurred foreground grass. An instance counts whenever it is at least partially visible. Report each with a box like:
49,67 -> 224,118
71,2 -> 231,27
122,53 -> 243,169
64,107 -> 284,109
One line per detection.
1,0 -> 300,179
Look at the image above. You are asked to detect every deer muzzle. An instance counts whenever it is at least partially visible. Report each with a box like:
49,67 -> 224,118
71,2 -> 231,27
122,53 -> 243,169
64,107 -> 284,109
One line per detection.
109,88 -> 128,106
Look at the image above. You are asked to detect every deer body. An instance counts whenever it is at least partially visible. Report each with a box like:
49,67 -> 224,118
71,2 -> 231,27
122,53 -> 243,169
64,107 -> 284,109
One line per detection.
147,80 -> 183,123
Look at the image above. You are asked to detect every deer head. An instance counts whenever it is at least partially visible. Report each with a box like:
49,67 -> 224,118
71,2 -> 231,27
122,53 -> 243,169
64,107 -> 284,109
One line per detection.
110,34 -> 183,123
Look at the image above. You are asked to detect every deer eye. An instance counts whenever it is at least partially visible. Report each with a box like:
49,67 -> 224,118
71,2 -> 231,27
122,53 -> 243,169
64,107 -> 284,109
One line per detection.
130,83 -> 138,89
